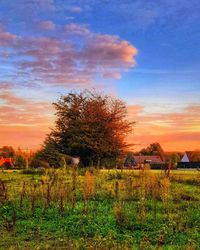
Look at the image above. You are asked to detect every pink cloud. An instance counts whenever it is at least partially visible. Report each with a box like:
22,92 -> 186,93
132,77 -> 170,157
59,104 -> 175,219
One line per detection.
0,24 -> 138,87
82,34 -> 138,69
39,20 -> 55,30
0,26 -> 16,46
103,72 -> 121,80
0,82 -> 13,89
64,23 -> 90,36
0,91 -> 30,106
69,6 -> 82,13
0,90 -> 54,126
37,0 -> 55,10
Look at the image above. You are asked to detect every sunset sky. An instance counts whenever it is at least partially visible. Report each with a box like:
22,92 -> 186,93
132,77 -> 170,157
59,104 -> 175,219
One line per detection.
0,0 -> 200,152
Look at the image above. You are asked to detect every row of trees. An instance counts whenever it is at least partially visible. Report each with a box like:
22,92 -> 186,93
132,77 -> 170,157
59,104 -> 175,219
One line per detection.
3,90 -> 198,169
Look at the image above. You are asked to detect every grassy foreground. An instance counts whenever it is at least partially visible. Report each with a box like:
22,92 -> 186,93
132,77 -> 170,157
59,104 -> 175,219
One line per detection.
0,168 -> 200,250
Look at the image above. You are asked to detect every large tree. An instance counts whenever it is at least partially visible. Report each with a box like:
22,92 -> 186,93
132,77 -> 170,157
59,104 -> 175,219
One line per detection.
140,142 -> 165,161
43,90 -> 134,167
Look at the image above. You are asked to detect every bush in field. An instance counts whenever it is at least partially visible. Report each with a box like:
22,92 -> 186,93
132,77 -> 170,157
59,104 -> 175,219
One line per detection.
170,153 -> 181,169
32,144 -> 74,168
14,155 -> 26,168
29,157 -> 50,169
32,141 -> 63,168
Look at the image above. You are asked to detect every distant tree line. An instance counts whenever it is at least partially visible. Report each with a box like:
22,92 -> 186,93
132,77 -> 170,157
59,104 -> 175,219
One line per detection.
3,89 -> 198,169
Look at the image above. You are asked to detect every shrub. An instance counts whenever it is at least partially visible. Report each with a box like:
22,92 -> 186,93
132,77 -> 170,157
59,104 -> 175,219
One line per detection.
150,163 -> 166,169
30,158 -> 50,169
14,155 -> 26,168
21,168 -> 45,175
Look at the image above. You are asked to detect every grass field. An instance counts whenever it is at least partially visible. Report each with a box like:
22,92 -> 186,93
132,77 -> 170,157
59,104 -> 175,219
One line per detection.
0,168 -> 200,249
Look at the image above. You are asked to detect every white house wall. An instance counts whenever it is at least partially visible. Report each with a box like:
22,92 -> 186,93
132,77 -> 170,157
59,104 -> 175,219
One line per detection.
181,153 -> 189,162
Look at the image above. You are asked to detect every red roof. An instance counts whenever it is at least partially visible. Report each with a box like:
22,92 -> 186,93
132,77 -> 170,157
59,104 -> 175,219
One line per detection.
0,157 -> 14,167
133,155 -> 164,164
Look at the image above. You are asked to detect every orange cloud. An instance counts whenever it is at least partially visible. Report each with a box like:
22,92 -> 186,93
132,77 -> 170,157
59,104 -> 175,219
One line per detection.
0,125 -> 50,150
127,104 -> 200,152
0,90 -> 54,149
128,105 -> 144,114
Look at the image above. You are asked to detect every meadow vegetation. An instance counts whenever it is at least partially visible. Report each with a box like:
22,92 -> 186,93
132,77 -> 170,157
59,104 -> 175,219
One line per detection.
0,167 -> 199,250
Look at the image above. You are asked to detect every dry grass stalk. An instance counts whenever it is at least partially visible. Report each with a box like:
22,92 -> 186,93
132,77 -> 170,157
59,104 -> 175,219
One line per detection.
71,166 -> 78,209
125,176 -> 134,200
138,168 -> 149,222
83,170 -> 94,212
65,183 -> 71,205
20,181 -> 26,207
0,179 -> 8,203
31,183 -> 37,215
45,182 -> 51,210
84,171 -> 94,199
149,174 -> 160,220
59,183 -> 66,213
113,202 -> 126,225
139,234 -> 151,250
159,177 -> 171,214
115,180 -> 119,200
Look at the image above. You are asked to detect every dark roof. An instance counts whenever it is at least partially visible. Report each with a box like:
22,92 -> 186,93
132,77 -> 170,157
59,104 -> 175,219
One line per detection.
133,155 -> 164,164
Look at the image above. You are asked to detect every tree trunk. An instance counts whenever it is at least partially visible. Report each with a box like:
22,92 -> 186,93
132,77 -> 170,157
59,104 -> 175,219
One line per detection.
97,156 -> 100,169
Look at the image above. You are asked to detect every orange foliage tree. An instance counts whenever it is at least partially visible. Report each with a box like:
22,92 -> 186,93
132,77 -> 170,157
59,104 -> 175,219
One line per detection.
42,90 -> 134,167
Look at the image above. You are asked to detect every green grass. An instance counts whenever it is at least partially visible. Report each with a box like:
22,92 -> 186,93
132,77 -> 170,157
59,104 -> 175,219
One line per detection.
0,168 -> 199,250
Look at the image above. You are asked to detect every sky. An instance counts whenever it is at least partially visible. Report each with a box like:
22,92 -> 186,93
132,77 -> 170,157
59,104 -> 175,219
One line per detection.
0,0 -> 200,152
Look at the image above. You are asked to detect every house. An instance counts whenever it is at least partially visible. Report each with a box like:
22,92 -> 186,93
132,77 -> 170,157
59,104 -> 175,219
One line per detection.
133,155 -> 164,165
181,151 -> 200,162
0,157 -> 14,168
178,151 -> 200,168
124,153 -> 165,169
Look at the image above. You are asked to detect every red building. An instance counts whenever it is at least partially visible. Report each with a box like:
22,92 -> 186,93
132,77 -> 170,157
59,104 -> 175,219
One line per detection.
0,157 -> 14,168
